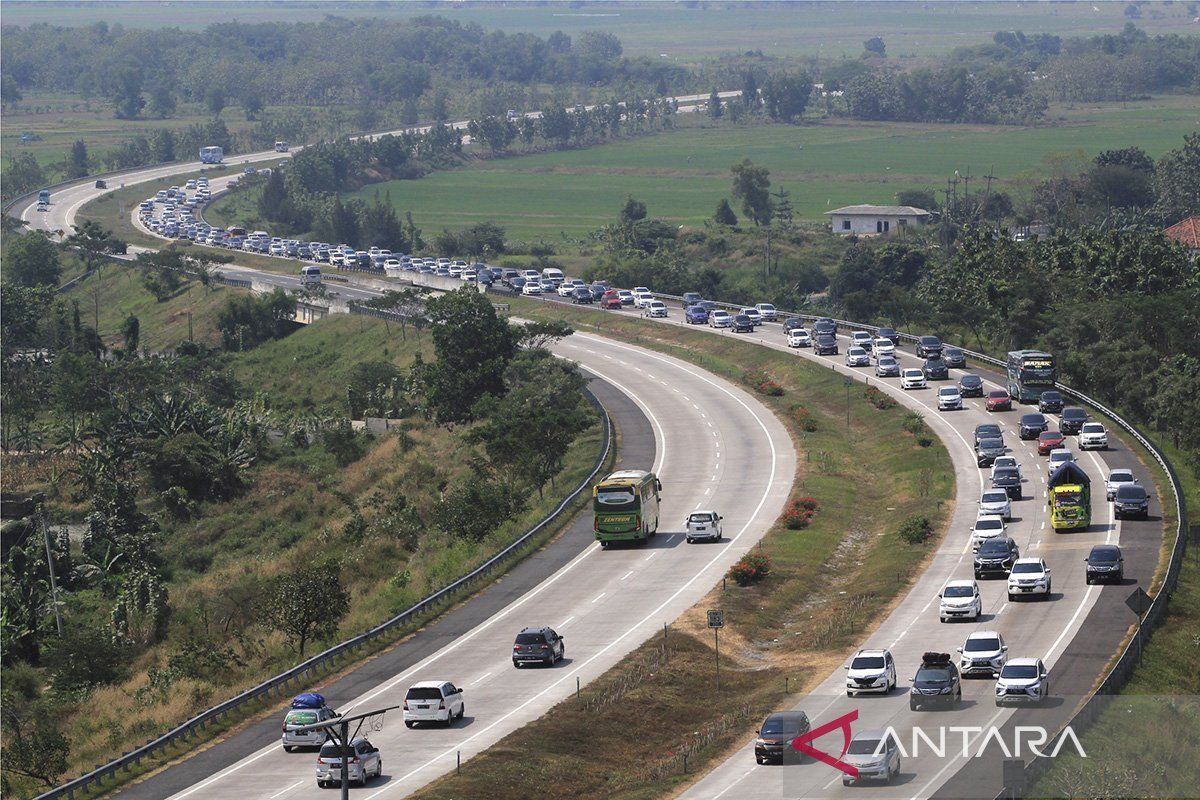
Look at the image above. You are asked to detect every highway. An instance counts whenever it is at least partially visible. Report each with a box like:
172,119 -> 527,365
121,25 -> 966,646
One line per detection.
28,150 -> 1162,800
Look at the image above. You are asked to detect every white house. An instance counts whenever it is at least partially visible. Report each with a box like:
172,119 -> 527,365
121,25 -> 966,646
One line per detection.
827,205 -> 931,235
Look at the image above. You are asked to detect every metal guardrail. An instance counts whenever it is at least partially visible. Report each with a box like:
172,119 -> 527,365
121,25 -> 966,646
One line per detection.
35,392 -> 612,800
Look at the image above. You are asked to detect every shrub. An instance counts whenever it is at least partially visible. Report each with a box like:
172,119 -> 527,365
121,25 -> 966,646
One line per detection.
897,515 -> 934,544
742,369 -> 771,388
902,411 -> 926,435
757,380 -> 784,396
790,404 -> 818,432
864,386 -> 898,410
917,435 -> 934,447
782,496 -> 820,529
728,551 -> 772,586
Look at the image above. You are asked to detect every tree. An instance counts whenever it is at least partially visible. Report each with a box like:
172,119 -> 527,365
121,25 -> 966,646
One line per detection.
896,188 -> 938,211
66,140 -> 89,179
111,68 -> 144,119
241,89 -> 265,120
741,71 -> 760,109
110,564 -> 168,645
1155,131 -> 1200,222
147,85 -> 177,119
761,72 -> 812,123
1,73 -> 22,107
150,128 -> 176,162
771,187 -> 794,227
261,562 -> 349,656
122,315 -> 140,353
205,87 -> 227,116
4,232 -> 61,287
519,319 -> 574,350
401,97 -> 419,125
67,220 -> 125,275
714,198 -> 738,226
730,158 -> 773,226
708,88 -> 722,119
0,706 -> 70,788
863,36 -> 887,57
1124,3 -> 1142,18
538,104 -> 573,148
619,196 -> 648,226
3,152 -> 47,198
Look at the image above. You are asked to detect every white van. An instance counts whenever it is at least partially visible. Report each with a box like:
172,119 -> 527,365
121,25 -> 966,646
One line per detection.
300,265 -> 322,285
541,267 -> 565,285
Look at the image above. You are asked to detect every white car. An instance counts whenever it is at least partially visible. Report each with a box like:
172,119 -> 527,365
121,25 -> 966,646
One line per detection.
873,338 -> 895,358
846,347 -> 870,367
557,282 -> 577,297
1078,422 -> 1108,450
958,630 -> 1008,677
970,514 -> 1007,550
1047,448 -> 1076,476
1105,469 -> 1138,501
995,658 -> 1049,706
522,282 -> 544,295
939,579 -> 982,622
740,308 -> 762,326
1007,557 -> 1051,600
937,386 -> 963,411
990,456 -> 1020,480
844,648 -> 897,695
851,331 -> 874,351
709,309 -> 732,328
754,303 -> 777,321
901,368 -> 926,390
979,489 -> 1012,520
643,300 -> 668,318
685,510 -> 722,543
633,290 -> 655,308
617,289 -> 635,305
787,329 -> 811,348
403,681 -> 465,727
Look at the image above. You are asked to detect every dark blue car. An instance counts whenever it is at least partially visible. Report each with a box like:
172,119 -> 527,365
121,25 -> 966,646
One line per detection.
685,305 -> 710,325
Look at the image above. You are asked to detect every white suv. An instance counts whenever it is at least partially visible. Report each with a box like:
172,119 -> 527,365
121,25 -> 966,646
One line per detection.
685,510 -> 722,543
403,681 -> 465,728
1105,469 -> 1138,500
1078,423 -> 1108,450
1007,557 -> 1051,600
1047,448 -> 1075,476
937,386 -> 963,411
787,329 -> 811,348
970,514 -> 1007,550
938,579 -> 982,622
901,368 -> 926,390
844,648 -> 897,696
994,657 -> 1049,706
958,630 -> 1008,677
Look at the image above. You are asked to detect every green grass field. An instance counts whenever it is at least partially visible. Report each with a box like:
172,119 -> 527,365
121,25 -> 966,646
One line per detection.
347,96 -> 1200,243
2,1 -> 1192,59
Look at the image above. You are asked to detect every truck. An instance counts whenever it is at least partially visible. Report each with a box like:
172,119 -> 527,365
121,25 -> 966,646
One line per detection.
1048,461 -> 1090,531
199,146 -> 224,164
38,189 -> 51,205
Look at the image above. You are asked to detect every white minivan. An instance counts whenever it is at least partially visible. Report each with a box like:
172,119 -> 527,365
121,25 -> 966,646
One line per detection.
541,267 -> 565,285
403,681 -> 464,728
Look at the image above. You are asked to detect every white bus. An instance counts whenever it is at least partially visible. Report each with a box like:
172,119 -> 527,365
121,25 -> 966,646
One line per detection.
300,265 -> 322,286
199,146 -> 224,164
274,141 -> 289,152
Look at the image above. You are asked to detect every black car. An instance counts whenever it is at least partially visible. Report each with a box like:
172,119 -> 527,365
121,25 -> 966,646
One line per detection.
813,318 -> 837,338
731,313 -> 755,333
509,276 -> 527,291
512,626 -> 565,667
572,286 -> 594,304
1060,406 -> 1088,434
696,300 -> 718,312
943,347 -> 966,369
1113,484 -> 1150,519
877,327 -> 901,346
815,335 -> 839,355
991,467 -> 1023,500
682,292 -> 704,308
975,537 -> 1020,578
1084,545 -> 1125,584
974,423 -> 1002,448
1038,391 -> 1064,414
909,652 -> 961,710
958,374 -> 984,397
916,335 -> 943,358
923,357 -> 949,380
782,317 -> 806,334
589,284 -> 607,300
977,437 -> 1006,467
754,711 -> 811,764
1018,413 -> 1049,440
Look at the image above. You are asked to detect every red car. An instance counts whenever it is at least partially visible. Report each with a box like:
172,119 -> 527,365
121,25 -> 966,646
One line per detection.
601,290 -> 623,310
985,390 -> 1013,412
1037,430 -> 1066,455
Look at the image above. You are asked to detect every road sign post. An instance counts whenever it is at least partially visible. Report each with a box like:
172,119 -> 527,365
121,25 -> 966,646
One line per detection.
708,610 -> 724,691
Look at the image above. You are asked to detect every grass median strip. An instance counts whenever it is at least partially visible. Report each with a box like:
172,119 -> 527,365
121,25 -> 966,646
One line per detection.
412,298 -> 954,800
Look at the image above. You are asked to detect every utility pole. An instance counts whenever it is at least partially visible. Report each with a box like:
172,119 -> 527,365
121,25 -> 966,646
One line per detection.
39,507 -> 63,637
187,310 -> 194,342
765,227 -> 772,277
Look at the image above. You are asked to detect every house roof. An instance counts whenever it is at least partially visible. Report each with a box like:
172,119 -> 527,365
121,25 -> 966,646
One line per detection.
1164,216 -> 1200,250
826,205 -> 931,217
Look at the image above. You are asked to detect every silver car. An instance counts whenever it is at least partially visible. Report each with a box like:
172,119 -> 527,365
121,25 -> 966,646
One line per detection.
685,510 -> 722,543
842,729 -> 901,785
315,738 -> 382,787
979,489 -> 1012,521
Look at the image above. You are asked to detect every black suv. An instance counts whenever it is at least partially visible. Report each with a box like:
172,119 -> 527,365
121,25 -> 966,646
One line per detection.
813,318 -> 837,338
1113,484 -> 1150,519
754,711 -> 811,764
572,286 -> 594,304
1084,545 -> 1125,584
512,627 -> 565,667
1038,391 -> 1064,414
909,652 -> 961,710
976,438 -> 1006,467
943,347 -> 966,369
682,292 -> 704,308
991,467 -> 1022,499
923,357 -> 949,380
877,326 -> 901,346
815,335 -> 839,355
783,317 -> 805,333
959,374 -> 984,397
916,335 -> 943,358
732,314 -> 755,333
1060,407 -> 1089,435
1018,413 -> 1049,440
975,537 -> 1020,578
974,423 -> 1002,448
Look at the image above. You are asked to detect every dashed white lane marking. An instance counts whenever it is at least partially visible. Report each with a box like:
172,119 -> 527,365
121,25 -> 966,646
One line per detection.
591,592 -> 606,603
557,615 -> 575,628
644,552 -> 657,561
620,571 -> 633,581
469,671 -> 494,686
270,781 -> 304,798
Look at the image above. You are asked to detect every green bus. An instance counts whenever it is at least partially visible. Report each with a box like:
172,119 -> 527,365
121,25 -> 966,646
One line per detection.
1006,350 -> 1056,403
593,469 -> 662,547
